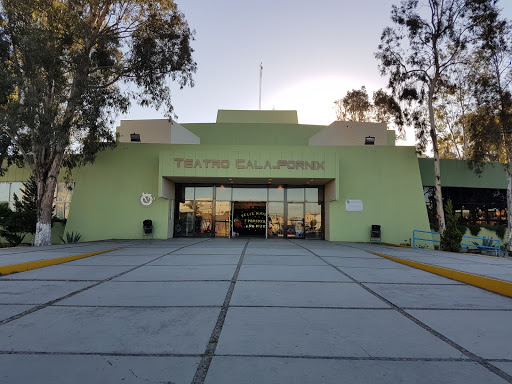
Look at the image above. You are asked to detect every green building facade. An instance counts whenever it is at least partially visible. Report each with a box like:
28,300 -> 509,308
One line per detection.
0,110 -> 507,244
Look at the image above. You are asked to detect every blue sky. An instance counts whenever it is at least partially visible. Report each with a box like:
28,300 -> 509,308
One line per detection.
117,0 -> 512,145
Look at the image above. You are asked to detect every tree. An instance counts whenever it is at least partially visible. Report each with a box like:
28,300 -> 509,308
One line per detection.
12,176 -> 38,235
375,0 -> 492,233
440,199 -> 462,252
0,0 -> 196,246
333,87 -> 405,136
334,86 -> 372,122
434,73 -> 473,160
466,4 -> 512,251
0,203 -> 25,246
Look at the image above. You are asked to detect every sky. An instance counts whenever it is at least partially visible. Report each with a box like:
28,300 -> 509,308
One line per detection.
116,0 -> 512,146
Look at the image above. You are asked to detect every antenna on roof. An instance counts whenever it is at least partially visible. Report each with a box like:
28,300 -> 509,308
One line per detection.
259,62 -> 263,110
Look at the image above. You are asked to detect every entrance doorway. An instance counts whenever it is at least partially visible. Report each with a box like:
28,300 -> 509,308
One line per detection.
174,185 -> 324,239
232,202 -> 266,237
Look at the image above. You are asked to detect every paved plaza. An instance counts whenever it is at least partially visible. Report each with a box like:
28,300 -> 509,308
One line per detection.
0,239 -> 511,383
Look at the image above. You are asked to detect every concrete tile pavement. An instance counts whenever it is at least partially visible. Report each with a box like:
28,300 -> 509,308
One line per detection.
347,242 -> 512,282
0,238 -> 511,383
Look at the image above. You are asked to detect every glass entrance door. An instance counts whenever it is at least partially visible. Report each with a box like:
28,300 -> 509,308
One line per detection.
215,201 -> 230,237
232,201 -> 267,237
287,203 -> 305,239
194,201 -> 213,237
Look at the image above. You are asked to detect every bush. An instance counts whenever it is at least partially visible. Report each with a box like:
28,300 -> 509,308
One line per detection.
467,224 -> 481,237
440,200 -> 462,252
457,224 -> 467,235
0,203 -> 27,246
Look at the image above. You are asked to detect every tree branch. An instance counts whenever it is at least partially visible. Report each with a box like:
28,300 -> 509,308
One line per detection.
0,126 -> 34,172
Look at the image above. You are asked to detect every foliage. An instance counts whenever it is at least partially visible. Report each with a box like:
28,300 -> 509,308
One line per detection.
400,239 -> 411,246
457,224 -> 468,236
375,0 -> 495,234
0,0 -> 196,246
467,224 -> 481,237
12,176 -> 38,234
0,203 -> 25,246
462,2 -> 512,251
471,237 -> 498,255
440,200 -> 462,252
334,86 -> 371,122
493,225 -> 507,240
333,86 -> 405,137
58,231 -> 82,244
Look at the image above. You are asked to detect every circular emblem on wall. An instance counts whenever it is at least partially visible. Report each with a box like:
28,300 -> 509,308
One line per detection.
140,192 -> 155,207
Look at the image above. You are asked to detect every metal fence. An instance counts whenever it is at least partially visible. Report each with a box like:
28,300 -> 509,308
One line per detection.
412,230 -> 501,257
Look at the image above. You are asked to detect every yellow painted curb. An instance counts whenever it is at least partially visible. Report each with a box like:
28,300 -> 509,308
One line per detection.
382,242 -> 411,248
371,252 -> 512,298
0,249 -> 116,276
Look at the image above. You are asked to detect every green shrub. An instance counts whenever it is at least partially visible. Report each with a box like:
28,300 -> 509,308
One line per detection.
440,200 -> 462,252
495,225 -> 506,240
0,203 -> 26,247
467,224 -> 481,237
478,224 -> 507,240
457,225 -> 467,236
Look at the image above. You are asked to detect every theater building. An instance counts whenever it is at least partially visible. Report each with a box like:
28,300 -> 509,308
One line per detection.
0,110 -> 508,244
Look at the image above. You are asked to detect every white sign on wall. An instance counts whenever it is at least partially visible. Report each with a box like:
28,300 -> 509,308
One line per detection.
346,199 -> 363,212
140,192 -> 155,207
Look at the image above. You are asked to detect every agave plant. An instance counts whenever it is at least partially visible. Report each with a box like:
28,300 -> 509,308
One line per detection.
59,232 -> 82,244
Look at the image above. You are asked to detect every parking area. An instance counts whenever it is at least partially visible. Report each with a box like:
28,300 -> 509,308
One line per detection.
0,239 -> 511,383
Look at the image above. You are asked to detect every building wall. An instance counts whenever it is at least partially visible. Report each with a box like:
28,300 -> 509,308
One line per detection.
419,158 -> 507,188
118,119 -> 200,145
61,142 -> 430,244
64,144 -> 171,241
328,146 -> 430,243
308,121 -> 389,147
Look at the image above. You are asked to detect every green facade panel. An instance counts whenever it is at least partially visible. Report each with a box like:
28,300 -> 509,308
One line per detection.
328,147 -> 430,243
419,158 -> 507,189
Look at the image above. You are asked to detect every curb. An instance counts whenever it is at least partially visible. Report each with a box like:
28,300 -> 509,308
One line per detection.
371,252 -> 512,298
382,242 -> 411,248
0,249 -> 116,276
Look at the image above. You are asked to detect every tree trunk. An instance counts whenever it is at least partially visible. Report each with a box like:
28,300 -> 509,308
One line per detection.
507,166 -> 512,254
428,86 -> 446,233
33,154 -> 63,246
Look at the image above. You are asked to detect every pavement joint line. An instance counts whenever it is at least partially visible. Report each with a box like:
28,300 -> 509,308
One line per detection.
291,240 -> 512,384
210,354 -> 475,362
0,350 -> 496,362
191,239 -> 250,384
228,305 -> 393,310
0,239 -> 211,327
371,251 -> 512,298
50,304 -> 224,308
0,351 -> 202,357
0,249 -> 117,276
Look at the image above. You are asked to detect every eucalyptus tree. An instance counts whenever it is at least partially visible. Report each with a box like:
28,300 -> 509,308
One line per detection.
466,5 -> 512,250
435,72 -> 473,160
375,0 -> 491,233
334,86 -> 372,122
0,0 -> 196,246
333,87 -> 405,136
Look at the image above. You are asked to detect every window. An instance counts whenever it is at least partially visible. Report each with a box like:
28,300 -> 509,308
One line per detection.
0,181 -> 73,219
424,186 -> 507,226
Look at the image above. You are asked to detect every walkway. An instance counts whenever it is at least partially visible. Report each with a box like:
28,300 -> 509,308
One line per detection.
0,239 -> 511,383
